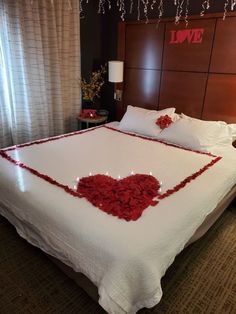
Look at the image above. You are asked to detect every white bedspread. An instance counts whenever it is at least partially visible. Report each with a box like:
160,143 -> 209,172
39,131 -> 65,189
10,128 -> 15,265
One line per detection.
0,125 -> 236,314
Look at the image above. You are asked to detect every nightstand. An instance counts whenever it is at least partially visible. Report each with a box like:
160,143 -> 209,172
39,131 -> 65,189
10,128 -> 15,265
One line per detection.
77,115 -> 108,129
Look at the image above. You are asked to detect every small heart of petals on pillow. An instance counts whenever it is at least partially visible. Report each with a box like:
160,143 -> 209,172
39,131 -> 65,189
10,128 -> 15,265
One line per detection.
156,115 -> 173,129
76,174 -> 160,221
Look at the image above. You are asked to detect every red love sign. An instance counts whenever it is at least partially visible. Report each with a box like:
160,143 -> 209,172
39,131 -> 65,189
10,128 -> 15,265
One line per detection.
170,28 -> 204,44
77,174 -> 160,221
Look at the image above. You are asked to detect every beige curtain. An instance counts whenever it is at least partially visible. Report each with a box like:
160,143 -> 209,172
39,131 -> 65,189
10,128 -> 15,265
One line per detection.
0,0 -> 81,148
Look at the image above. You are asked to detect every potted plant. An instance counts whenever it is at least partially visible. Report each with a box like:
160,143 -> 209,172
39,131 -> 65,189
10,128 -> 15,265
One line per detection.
80,64 -> 106,109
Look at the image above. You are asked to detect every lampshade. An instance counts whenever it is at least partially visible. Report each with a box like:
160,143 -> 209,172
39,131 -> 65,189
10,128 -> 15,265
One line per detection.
108,61 -> 124,83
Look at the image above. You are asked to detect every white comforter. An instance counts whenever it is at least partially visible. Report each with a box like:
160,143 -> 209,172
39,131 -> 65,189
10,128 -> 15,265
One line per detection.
0,124 -> 236,314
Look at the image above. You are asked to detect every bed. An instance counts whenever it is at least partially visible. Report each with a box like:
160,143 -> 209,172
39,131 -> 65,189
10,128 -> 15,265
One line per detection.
1,10 -> 236,313
0,113 -> 236,313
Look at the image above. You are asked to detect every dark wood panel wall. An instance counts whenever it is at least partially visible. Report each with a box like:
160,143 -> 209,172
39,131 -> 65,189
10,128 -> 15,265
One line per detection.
117,13 -> 236,124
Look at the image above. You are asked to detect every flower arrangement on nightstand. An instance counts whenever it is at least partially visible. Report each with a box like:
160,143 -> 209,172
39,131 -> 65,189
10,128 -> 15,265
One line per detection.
78,64 -> 108,129
79,64 -> 106,105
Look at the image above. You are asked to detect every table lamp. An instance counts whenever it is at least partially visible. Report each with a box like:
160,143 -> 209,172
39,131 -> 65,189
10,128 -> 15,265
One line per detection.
108,61 -> 124,101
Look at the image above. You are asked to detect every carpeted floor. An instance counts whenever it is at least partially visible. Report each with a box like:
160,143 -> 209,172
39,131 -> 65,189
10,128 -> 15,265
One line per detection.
0,205 -> 236,314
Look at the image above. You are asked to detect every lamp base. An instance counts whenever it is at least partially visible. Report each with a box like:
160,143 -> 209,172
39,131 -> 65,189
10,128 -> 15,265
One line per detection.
114,89 -> 122,101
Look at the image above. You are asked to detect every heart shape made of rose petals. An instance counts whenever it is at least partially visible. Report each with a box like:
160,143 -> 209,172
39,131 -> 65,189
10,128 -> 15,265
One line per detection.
76,174 -> 160,221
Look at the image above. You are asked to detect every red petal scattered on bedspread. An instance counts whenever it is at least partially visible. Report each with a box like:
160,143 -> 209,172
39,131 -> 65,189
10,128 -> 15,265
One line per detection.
76,174 -> 160,221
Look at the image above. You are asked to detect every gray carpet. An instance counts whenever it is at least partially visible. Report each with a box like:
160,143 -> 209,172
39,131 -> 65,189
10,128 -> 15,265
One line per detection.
0,204 -> 235,314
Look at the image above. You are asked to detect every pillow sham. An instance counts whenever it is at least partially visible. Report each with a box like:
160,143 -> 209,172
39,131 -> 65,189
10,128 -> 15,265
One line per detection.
229,124 -> 236,142
156,117 -> 232,152
181,113 -> 226,124
119,105 -> 176,138
181,114 -> 235,144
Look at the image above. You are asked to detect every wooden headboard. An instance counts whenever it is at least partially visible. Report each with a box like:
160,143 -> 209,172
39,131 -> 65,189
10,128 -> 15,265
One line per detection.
116,12 -> 236,128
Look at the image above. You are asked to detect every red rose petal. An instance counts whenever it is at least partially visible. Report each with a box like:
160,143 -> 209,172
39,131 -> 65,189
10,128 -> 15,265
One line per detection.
156,115 -> 173,129
77,174 -> 160,221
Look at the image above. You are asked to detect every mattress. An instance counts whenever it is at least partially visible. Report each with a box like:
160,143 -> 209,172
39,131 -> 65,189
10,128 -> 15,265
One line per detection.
0,124 -> 236,313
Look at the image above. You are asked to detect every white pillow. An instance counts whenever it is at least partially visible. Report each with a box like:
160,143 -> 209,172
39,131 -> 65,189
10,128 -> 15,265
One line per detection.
119,105 -> 176,138
181,113 -> 227,125
156,117 -> 232,152
229,124 -> 236,142
181,114 -> 235,144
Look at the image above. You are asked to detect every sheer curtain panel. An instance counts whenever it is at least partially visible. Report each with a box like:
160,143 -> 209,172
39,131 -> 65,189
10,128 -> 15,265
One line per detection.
0,0 -> 81,148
